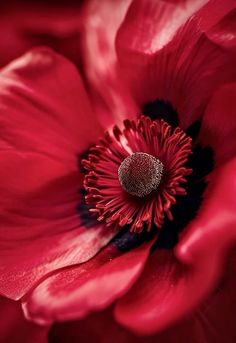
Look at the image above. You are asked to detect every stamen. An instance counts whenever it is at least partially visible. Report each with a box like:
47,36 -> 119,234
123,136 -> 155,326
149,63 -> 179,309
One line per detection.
118,152 -> 164,197
82,116 -> 192,233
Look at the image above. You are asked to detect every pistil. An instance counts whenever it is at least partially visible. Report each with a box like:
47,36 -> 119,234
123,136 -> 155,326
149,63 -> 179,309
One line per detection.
118,152 -> 164,197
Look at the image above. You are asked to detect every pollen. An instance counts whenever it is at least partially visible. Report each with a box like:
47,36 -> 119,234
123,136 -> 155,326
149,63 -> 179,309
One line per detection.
118,152 -> 164,197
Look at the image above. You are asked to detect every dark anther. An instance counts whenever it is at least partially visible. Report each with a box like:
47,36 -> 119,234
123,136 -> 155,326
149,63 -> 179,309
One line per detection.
143,99 -> 179,127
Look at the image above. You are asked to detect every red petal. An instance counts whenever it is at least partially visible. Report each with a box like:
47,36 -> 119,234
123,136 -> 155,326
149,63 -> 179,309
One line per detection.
49,308 -> 133,343
115,158 -> 236,335
198,0 -> 236,26
22,240 -> 153,325
117,0 -> 207,55
116,0 -> 236,128
49,252 -> 236,342
0,47 -> 101,158
198,83 -> 236,164
0,48 -> 115,300
0,3 -> 84,68
115,250 -> 188,335
0,296 -> 49,343
81,0 -> 138,128
206,10 -> 236,52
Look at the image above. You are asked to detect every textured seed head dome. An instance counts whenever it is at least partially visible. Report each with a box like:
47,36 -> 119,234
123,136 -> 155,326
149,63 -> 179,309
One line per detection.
118,152 -> 164,197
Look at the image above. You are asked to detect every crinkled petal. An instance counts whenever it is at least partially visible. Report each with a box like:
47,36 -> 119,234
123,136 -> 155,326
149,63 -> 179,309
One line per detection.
49,253 -> 236,343
116,0 -> 236,128
115,250 -> 190,335
81,0 -> 138,128
198,83 -> 236,164
115,158 -> 236,335
22,240 -> 153,325
0,48 -> 116,300
0,47 -> 101,159
206,9 -> 236,52
117,0 -> 207,54
0,296 -> 49,343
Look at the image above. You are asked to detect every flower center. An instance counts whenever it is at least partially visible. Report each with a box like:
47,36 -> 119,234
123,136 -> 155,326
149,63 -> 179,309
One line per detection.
118,152 -> 164,197
82,116 -> 192,232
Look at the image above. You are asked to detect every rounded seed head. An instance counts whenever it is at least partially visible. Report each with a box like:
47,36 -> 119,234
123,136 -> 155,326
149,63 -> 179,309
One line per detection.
118,152 -> 164,197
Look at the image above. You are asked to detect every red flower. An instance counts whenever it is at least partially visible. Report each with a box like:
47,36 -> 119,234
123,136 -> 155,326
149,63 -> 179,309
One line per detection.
0,0 -> 236,342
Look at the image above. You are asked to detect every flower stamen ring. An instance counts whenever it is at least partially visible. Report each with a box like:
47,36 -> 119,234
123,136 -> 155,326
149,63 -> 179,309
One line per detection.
82,116 -> 192,232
